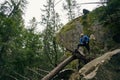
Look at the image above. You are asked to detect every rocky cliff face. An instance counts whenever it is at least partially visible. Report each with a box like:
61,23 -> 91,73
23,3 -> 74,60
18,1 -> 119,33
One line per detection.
56,18 -> 84,51
57,17 -> 106,55
57,12 -> 120,55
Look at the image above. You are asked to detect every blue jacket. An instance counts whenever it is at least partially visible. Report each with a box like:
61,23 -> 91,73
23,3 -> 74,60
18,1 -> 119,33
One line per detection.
79,35 -> 89,44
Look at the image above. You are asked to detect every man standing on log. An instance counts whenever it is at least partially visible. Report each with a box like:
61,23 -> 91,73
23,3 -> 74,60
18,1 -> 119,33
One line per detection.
76,33 -> 90,54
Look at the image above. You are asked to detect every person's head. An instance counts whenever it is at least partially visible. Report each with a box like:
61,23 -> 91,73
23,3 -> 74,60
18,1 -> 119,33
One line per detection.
80,33 -> 84,37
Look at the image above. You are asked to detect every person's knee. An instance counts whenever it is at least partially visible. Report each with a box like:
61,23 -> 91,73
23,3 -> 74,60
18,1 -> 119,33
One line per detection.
78,44 -> 81,47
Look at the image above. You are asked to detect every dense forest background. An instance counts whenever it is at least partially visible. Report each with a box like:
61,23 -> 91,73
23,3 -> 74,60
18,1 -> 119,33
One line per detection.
0,0 -> 120,80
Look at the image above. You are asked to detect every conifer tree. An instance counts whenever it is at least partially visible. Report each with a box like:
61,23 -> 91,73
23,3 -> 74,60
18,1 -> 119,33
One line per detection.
0,0 -> 28,79
41,0 -> 63,69
63,0 -> 77,21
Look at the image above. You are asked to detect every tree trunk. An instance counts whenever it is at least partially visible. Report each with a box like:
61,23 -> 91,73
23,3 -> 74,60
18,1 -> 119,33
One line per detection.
41,49 -> 91,80
41,55 -> 76,80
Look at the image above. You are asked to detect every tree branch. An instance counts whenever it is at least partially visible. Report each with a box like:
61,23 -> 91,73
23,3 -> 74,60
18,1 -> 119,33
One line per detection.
13,71 -> 30,80
36,68 -> 49,73
6,74 -> 18,80
26,67 -> 44,77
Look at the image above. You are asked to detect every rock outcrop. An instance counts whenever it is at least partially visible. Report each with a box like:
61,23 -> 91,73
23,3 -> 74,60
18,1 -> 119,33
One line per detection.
56,5 -> 120,80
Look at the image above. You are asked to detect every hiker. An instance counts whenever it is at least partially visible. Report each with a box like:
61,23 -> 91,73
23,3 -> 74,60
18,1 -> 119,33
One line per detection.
77,33 -> 90,53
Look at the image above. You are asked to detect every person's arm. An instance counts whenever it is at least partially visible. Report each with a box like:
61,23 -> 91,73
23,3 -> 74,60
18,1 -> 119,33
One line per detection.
80,38 -> 83,44
83,35 -> 89,44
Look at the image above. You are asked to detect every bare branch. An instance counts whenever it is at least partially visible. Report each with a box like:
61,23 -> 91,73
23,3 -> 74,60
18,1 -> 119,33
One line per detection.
13,71 -> 30,80
6,74 -> 18,80
78,2 -> 107,5
36,68 -> 49,73
26,67 -> 44,77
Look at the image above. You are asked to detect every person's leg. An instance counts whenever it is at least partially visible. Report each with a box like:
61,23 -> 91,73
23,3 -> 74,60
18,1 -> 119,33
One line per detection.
77,44 -> 84,50
77,44 -> 80,50
85,43 -> 90,53
77,59 -> 81,70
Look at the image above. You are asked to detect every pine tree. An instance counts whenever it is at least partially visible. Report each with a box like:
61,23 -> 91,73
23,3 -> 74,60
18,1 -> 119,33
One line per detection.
0,0 -> 28,79
63,0 -> 77,21
41,0 -> 63,69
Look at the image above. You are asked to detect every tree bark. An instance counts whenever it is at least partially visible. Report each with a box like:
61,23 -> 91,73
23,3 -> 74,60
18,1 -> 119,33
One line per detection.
41,48 -> 91,80
41,55 -> 76,80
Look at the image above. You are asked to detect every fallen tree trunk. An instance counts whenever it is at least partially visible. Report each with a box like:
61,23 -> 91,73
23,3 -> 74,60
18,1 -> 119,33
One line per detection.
41,49 -> 92,80
41,55 -> 76,80
78,49 -> 120,80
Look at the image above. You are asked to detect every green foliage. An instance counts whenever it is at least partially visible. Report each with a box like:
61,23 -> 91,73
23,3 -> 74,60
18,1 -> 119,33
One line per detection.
100,0 -> 120,34
63,0 -> 77,21
40,0 -> 64,74
0,0 -> 45,80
